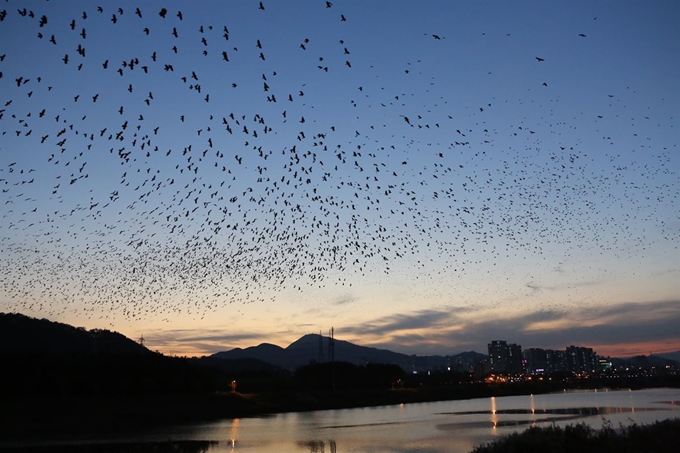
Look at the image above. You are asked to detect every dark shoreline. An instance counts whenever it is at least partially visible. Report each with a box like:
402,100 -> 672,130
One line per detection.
3,381 -> 678,442
470,417 -> 680,453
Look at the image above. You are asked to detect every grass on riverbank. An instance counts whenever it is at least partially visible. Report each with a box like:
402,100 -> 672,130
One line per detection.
471,417 -> 680,453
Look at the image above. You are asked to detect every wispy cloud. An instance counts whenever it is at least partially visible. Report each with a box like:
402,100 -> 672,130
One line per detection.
344,299 -> 680,356
341,309 -> 458,337
525,279 -> 602,292
332,294 -> 356,306
143,328 -> 270,356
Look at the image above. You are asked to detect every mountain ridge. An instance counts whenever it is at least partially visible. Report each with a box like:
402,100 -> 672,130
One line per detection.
0,312 -> 149,356
212,333 -> 486,371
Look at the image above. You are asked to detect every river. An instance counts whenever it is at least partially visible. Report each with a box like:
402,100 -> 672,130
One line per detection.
4,388 -> 680,452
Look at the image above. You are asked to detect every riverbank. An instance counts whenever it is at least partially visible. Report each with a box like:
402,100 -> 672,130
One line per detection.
471,417 -> 680,453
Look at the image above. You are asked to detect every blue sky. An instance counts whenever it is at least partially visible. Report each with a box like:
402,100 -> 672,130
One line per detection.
1,1 -> 678,358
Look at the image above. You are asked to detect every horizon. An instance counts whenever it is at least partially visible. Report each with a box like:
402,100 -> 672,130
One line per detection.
8,311 -> 677,360
1,1 -> 679,360
136,328 -> 680,360
189,332 -> 680,360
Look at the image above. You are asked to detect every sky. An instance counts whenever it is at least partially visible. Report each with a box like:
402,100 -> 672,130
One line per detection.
1,0 -> 679,359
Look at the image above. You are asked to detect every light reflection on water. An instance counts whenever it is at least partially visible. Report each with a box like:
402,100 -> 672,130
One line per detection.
3,388 -> 679,453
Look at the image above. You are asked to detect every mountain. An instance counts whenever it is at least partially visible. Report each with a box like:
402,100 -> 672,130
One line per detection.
612,354 -> 680,370
0,312 -> 149,356
288,334 -> 415,368
656,350 -> 680,363
211,343 -> 288,368
0,313 -> 263,398
212,333 -> 486,371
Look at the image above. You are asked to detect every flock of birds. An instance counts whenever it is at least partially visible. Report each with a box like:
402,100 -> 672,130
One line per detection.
0,2 -> 677,327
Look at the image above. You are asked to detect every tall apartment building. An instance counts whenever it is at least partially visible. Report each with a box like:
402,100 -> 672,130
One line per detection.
545,349 -> 567,373
489,341 -> 601,376
566,345 -> 598,374
488,340 -> 523,374
523,348 -> 548,374
522,346 -> 597,374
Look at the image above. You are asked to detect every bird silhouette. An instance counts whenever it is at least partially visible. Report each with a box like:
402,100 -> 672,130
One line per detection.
0,1 -> 675,341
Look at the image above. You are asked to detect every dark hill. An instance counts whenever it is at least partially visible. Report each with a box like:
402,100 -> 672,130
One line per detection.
213,333 -> 487,371
212,342 -> 288,368
0,313 -> 229,397
612,354 -> 680,370
213,333 -> 415,369
656,350 -> 680,363
0,312 -> 148,356
286,333 -> 413,368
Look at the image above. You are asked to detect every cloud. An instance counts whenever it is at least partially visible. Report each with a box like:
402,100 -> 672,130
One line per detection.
157,331 -> 265,344
525,279 -> 602,292
525,282 -> 542,292
332,294 -> 356,306
341,308 -> 458,337
522,309 -> 565,323
143,328 -> 270,356
590,300 -> 679,320
345,299 -> 680,356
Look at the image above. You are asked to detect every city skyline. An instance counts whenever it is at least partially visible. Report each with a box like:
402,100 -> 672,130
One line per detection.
1,1 -> 679,359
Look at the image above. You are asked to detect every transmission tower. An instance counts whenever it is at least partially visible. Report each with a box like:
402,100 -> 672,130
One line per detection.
318,330 -> 324,362
328,327 -> 335,390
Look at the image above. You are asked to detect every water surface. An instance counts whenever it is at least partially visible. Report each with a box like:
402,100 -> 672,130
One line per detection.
5,388 -> 680,453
